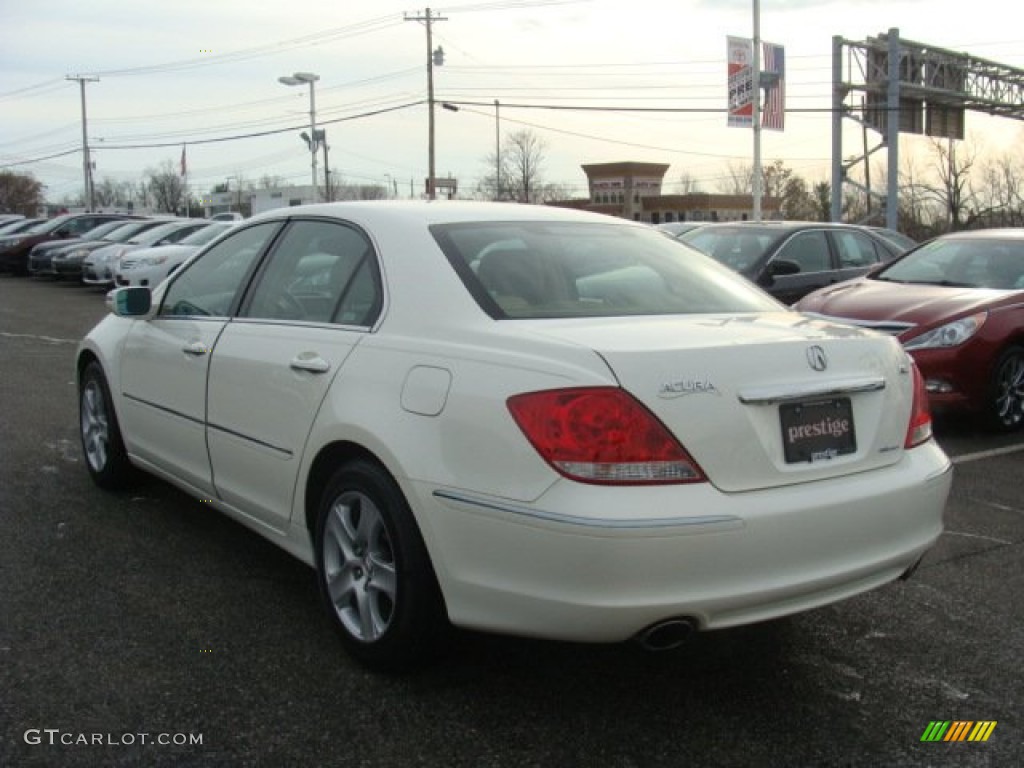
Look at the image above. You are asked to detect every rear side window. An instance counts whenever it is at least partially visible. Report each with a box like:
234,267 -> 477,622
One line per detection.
432,221 -> 781,319
834,231 -> 882,268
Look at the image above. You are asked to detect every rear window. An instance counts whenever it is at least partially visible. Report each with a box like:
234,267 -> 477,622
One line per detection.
432,221 -> 782,319
681,226 -> 780,272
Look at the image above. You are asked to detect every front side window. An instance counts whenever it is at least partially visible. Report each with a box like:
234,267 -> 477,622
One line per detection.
433,221 -> 781,319
241,219 -> 380,326
774,230 -> 830,273
160,223 -> 280,318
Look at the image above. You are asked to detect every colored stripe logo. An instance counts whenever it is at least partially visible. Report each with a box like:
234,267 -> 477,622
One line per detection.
921,721 -> 997,742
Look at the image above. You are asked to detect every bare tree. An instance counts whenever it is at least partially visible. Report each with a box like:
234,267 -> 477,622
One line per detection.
502,129 -> 547,204
475,152 -> 506,201
257,174 -> 288,190
328,172 -> 386,201
92,177 -> 136,208
675,171 -> 702,195
717,161 -> 753,195
922,137 -> 983,231
896,153 -> 941,240
145,160 -> 186,214
977,150 -> 1024,227
0,170 -> 46,215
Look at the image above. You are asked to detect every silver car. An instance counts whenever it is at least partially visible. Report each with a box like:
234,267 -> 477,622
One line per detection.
82,219 -> 210,286
115,222 -> 234,288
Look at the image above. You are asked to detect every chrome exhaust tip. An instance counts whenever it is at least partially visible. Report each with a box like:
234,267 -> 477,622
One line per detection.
634,618 -> 697,652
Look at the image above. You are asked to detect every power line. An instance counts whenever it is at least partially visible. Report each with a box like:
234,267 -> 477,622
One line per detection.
84,100 -> 427,151
1,148 -> 82,167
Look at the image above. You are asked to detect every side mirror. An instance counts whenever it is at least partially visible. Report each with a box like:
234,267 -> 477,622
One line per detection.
768,259 -> 801,277
758,259 -> 800,286
106,287 -> 152,317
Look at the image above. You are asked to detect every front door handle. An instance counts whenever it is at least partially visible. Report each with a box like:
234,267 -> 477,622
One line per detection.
182,341 -> 209,356
290,354 -> 330,374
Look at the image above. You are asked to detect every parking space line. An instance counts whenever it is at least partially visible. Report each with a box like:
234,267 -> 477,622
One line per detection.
943,530 -> 1013,546
951,443 -> 1024,464
0,331 -> 77,345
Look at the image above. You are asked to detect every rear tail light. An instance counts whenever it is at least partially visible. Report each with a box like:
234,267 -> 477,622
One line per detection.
506,387 -> 706,485
904,362 -> 933,448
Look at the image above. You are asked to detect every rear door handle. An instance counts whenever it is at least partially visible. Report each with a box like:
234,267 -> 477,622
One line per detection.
290,354 -> 330,374
182,341 -> 209,356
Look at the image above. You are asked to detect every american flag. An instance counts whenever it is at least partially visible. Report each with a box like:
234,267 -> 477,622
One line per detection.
761,42 -> 785,131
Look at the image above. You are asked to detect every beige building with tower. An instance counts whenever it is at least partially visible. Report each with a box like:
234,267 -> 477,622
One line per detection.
549,161 -> 781,224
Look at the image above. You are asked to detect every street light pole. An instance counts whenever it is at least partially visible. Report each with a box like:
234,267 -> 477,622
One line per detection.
494,99 -> 501,201
320,131 -> 330,202
279,71 -> 320,203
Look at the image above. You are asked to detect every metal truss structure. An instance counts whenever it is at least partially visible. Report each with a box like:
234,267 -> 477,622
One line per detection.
831,28 -> 1024,228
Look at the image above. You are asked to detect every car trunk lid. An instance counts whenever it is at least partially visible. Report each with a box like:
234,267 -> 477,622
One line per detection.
521,312 -> 916,492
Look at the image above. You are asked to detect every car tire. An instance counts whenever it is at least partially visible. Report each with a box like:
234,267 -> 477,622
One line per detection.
79,361 -> 134,489
314,460 -> 447,671
987,345 -> 1024,432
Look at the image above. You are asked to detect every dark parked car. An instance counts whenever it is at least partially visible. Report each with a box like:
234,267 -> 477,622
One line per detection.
28,220 -> 141,277
795,228 -> 1024,431
680,221 -> 909,304
0,213 -> 135,275
50,219 -> 171,280
0,217 -> 45,236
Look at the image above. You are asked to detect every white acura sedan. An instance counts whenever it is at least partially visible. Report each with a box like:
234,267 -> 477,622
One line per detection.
77,201 -> 952,669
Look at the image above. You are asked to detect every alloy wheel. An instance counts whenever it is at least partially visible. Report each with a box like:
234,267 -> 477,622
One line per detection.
81,379 -> 110,472
321,491 -> 397,642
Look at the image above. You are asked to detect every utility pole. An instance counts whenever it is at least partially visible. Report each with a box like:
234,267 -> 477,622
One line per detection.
405,8 -> 447,200
67,75 -> 99,211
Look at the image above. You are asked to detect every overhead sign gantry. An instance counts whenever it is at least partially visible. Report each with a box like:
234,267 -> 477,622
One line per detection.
831,28 -> 1024,228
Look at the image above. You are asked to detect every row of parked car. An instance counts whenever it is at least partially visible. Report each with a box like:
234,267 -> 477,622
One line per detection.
4,208 -> 1022,434
0,212 -> 236,288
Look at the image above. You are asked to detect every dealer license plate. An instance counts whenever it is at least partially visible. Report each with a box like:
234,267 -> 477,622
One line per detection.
780,398 -> 856,464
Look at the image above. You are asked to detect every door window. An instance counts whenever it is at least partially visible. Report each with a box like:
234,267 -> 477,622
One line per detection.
775,231 -> 830,273
160,222 -> 279,318
834,231 -> 882,268
241,220 -> 381,326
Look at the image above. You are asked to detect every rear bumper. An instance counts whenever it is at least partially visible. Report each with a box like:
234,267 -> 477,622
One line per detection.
416,441 -> 952,643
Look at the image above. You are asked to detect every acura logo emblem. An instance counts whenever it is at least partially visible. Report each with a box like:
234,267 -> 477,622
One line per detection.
806,345 -> 828,372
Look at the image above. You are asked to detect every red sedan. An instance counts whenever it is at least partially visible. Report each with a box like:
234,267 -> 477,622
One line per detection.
795,229 -> 1024,431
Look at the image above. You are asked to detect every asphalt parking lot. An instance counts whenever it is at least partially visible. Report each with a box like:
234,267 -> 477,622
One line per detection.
1,274 -> 1021,768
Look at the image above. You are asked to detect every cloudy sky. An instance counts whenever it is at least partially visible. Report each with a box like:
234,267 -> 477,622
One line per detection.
2,0 -> 1022,203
